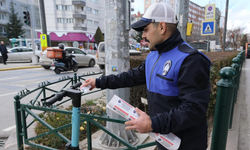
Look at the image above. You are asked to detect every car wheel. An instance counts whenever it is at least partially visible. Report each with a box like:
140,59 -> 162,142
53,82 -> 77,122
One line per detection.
99,65 -> 105,69
88,59 -> 95,67
54,67 -> 61,74
42,65 -> 50,69
73,65 -> 78,72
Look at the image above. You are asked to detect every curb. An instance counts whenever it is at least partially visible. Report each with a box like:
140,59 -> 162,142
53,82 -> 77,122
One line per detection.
0,66 -> 42,71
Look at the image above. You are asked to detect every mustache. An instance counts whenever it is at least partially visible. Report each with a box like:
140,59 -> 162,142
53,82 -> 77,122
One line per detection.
145,38 -> 150,43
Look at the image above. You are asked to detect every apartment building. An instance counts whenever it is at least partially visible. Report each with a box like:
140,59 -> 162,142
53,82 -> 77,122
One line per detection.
36,0 -> 105,48
0,0 -> 40,38
187,1 -> 205,41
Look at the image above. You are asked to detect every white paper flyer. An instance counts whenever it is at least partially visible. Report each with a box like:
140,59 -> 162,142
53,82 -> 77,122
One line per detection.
106,95 -> 181,150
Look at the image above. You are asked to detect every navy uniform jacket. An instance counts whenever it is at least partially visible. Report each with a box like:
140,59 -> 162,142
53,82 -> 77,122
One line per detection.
96,29 -> 211,150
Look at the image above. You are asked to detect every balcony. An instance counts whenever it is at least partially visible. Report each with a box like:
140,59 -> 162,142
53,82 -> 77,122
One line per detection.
73,10 -> 86,19
0,20 -> 8,25
0,7 -> 8,13
72,0 -> 86,5
73,23 -> 87,31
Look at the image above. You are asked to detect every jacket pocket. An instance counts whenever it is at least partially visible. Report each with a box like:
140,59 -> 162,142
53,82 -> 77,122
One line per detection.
156,74 -> 174,82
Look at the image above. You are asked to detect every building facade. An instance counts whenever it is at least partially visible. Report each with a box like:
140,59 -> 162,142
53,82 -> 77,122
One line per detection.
36,0 -> 105,49
144,0 -> 178,13
0,0 -> 40,38
187,1 -> 206,42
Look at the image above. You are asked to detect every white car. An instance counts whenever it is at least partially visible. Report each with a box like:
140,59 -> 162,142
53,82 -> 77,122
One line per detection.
0,47 -> 41,62
39,47 -> 96,69
96,42 -> 142,69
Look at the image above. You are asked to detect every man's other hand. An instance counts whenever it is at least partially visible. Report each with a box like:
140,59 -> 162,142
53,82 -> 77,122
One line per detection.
125,107 -> 153,133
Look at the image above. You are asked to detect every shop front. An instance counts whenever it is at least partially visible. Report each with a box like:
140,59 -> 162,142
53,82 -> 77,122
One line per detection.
37,32 -> 95,50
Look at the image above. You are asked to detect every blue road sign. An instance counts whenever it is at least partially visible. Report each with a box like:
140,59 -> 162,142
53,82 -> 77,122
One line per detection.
201,20 -> 216,36
135,44 -> 140,48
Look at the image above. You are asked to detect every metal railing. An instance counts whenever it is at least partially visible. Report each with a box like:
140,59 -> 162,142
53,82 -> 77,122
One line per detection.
210,51 -> 245,150
14,72 -> 156,150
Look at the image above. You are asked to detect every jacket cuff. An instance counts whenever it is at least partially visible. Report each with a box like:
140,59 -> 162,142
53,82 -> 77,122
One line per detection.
95,79 -> 101,88
150,116 -> 161,133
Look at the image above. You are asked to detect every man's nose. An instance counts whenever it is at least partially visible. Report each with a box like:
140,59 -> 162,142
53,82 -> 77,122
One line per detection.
142,32 -> 146,39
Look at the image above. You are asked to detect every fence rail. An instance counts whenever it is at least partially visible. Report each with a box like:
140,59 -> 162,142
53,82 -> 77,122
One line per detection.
14,72 -> 156,150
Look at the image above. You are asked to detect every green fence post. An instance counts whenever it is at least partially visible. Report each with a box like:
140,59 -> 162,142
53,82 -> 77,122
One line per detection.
210,67 -> 236,150
74,73 -> 77,84
229,58 -> 240,129
14,95 -> 24,150
87,119 -> 92,150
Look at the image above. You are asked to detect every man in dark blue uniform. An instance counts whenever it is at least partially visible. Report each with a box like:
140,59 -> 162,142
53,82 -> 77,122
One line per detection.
83,3 -> 211,150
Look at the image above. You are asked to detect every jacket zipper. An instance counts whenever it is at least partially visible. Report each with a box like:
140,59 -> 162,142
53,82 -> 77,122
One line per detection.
149,54 -> 161,115
149,54 -> 161,90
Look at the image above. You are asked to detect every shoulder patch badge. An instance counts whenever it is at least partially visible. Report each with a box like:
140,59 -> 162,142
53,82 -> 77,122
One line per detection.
162,60 -> 172,76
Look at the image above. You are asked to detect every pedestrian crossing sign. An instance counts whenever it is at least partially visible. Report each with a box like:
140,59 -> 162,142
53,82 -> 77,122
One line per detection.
201,20 -> 216,36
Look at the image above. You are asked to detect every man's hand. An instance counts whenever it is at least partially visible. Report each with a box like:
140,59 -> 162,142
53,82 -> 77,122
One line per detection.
82,78 -> 96,90
125,107 -> 153,133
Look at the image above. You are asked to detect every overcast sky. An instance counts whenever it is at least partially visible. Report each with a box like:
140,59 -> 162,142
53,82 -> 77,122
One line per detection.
133,0 -> 250,33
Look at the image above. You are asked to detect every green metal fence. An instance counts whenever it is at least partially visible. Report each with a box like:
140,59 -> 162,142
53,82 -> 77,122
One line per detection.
210,51 -> 245,150
14,72 -> 156,150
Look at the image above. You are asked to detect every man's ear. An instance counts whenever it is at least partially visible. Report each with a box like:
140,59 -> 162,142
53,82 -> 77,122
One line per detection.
159,22 -> 167,34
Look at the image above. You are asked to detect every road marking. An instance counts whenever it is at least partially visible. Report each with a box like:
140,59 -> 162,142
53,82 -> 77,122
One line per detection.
3,125 -> 16,131
0,92 -> 18,97
0,77 -> 18,81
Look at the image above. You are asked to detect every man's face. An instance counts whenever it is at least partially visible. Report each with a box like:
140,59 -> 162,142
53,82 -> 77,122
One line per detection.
142,23 -> 161,50
1,41 -> 3,45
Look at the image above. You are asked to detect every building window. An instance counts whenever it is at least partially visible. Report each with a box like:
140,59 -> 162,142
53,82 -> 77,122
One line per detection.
0,2 -> 2,7
146,0 -> 149,4
94,21 -> 98,26
93,0 -> 98,3
87,19 -> 92,25
56,5 -> 58,10
93,9 -> 98,15
25,30 -> 30,36
21,5 -> 28,11
87,7 -> 92,13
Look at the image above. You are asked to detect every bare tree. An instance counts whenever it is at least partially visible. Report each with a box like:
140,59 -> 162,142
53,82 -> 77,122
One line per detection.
209,0 -> 237,51
226,26 -> 246,50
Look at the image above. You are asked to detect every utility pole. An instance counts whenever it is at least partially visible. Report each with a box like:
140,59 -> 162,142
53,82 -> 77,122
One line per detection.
29,0 -> 37,64
223,0 -> 229,51
177,0 -> 189,41
92,0 -> 148,149
39,0 -> 51,46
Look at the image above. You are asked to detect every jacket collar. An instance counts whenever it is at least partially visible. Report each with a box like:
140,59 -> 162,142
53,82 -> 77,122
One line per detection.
155,29 -> 184,54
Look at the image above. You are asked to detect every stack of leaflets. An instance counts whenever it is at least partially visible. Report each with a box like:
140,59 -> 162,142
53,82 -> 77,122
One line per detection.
106,95 -> 181,150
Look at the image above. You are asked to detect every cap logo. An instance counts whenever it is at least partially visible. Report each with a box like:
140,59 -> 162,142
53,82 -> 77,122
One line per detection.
141,17 -> 155,23
162,60 -> 172,76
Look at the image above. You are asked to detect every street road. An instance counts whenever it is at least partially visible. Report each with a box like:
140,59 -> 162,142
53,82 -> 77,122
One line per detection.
0,65 -> 104,138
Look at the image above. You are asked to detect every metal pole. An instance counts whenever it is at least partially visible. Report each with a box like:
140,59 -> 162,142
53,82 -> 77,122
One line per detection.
207,35 -> 210,53
39,0 -> 51,46
177,0 -> 189,41
223,0 -> 229,51
96,0 -> 139,149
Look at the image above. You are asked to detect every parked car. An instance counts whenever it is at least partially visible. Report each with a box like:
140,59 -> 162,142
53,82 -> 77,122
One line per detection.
0,47 -> 41,62
39,47 -> 96,69
96,42 -> 142,69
